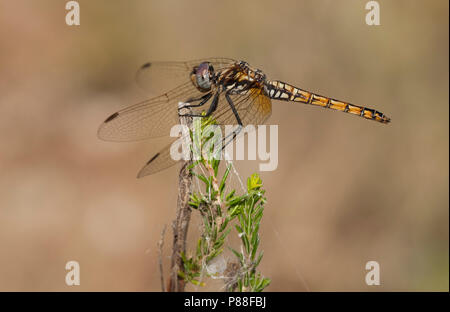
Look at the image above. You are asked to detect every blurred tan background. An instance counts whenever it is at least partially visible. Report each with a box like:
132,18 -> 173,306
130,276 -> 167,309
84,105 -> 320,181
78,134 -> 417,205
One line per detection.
0,0 -> 448,291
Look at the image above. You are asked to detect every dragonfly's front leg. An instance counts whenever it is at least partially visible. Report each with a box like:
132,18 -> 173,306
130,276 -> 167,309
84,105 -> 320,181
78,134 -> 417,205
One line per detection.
178,91 -> 220,118
178,92 -> 213,111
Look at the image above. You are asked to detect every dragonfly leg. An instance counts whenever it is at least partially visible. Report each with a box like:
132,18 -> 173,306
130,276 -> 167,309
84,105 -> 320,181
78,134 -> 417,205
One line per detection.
178,93 -> 213,110
179,91 -> 220,118
222,92 -> 244,146
225,92 -> 243,126
222,125 -> 243,149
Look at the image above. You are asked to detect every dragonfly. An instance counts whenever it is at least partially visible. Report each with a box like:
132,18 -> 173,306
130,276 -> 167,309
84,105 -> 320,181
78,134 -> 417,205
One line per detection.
98,58 -> 390,178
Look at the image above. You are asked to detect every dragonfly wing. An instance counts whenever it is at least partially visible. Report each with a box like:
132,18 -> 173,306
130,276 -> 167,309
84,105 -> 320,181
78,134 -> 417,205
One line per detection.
135,58 -> 236,95
212,88 -> 272,127
137,140 -> 179,178
98,81 -> 204,141
136,89 -> 272,178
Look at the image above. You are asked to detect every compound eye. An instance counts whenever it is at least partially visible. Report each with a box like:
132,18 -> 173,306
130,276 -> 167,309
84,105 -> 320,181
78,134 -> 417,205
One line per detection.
195,62 -> 212,91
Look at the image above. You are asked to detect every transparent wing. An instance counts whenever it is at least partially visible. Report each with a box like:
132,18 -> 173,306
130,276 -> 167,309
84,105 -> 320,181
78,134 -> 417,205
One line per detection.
135,58 -> 236,95
137,90 -> 273,177
137,140 -> 179,177
98,81 -> 203,141
98,58 -> 237,142
212,88 -> 272,127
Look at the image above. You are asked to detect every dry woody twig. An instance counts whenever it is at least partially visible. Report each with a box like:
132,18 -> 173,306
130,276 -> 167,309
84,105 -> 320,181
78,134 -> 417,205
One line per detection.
168,104 -> 193,292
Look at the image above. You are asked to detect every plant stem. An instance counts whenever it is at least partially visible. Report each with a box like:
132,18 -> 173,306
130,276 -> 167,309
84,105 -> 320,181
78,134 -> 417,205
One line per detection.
168,104 -> 193,292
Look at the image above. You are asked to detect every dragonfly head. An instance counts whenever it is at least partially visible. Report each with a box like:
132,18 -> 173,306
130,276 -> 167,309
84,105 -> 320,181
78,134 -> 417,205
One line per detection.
191,62 -> 214,92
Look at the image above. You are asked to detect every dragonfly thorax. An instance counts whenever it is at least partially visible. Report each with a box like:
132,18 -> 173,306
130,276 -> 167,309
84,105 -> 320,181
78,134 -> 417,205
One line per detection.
214,61 -> 267,95
236,61 -> 266,82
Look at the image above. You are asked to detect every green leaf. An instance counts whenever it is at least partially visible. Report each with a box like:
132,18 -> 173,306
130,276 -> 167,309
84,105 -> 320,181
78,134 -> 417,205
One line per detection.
242,233 -> 250,254
259,278 -> 271,291
255,251 -> 264,267
230,247 -> 244,264
178,270 -> 186,280
206,247 -> 223,262
228,204 -> 241,217
196,239 -> 203,258
189,201 -> 199,209
253,207 -> 264,224
217,227 -> 231,243
219,165 -> 231,194
191,171 -> 209,186
247,173 -> 262,191
191,279 -> 206,286
219,216 -> 229,232
251,237 -> 259,261
251,224 -> 260,246
213,159 -> 220,176
226,189 -> 236,201
203,216 -> 211,233
180,251 -> 187,263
